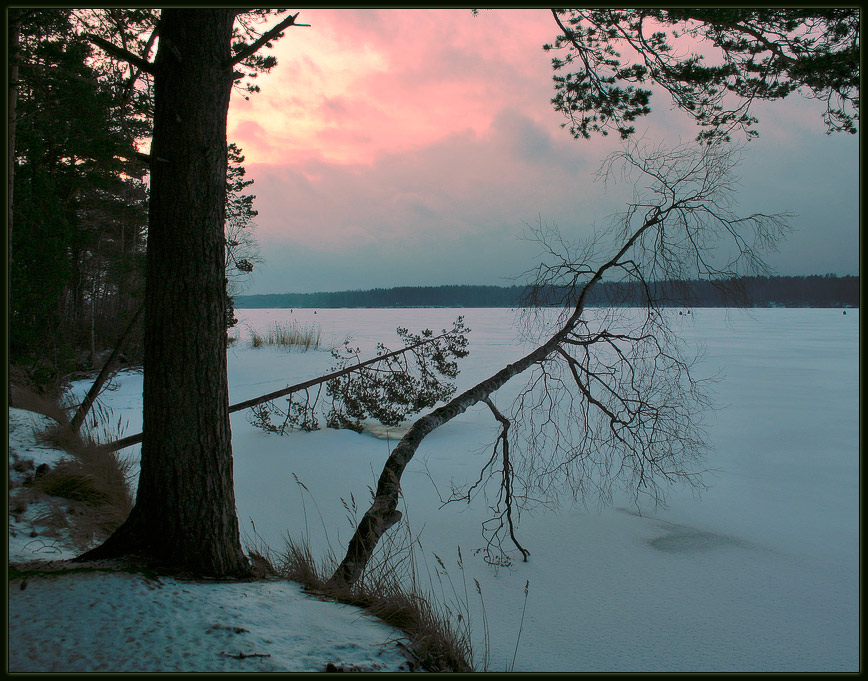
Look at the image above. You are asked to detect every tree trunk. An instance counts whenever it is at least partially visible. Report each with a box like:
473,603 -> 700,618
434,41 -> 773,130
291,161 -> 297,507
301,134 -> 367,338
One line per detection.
327,340 -> 558,586
78,9 -> 249,578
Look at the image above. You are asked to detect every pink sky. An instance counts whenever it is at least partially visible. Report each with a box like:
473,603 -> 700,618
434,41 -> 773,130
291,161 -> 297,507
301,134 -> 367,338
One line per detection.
229,9 -> 563,166
224,9 -> 859,295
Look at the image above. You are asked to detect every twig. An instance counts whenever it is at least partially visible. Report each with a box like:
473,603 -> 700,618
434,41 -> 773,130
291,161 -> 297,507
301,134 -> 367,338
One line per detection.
230,12 -> 310,66
510,580 -> 530,672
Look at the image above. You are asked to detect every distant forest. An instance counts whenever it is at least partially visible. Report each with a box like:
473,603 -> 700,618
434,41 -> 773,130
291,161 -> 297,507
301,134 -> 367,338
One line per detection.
235,275 -> 859,309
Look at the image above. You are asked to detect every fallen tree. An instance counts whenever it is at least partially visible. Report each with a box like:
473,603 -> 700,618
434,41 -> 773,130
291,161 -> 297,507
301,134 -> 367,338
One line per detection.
96,319 -> 470,452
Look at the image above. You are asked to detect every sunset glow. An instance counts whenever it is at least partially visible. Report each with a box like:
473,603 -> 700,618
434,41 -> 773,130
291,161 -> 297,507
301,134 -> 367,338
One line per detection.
223,9 -> 859,295
228,9 -> 559,166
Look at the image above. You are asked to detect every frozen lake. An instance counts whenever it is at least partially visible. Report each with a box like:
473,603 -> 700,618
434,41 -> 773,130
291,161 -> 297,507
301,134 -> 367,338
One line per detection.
91,306 -> 861,672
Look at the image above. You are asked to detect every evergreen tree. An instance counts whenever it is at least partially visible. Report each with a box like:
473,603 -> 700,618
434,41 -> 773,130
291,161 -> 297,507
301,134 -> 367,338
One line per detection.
225,143 -> 261,328
77,9 -> 309,577
9,9 -> 148,378
546,9 -> 859,141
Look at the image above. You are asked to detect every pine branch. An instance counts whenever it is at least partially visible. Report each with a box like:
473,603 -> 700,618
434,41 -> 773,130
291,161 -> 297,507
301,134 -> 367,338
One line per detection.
97,331 -> 454,453
120,25 -> 159,107
86,34 -> 156,75
230,12 -> 310,67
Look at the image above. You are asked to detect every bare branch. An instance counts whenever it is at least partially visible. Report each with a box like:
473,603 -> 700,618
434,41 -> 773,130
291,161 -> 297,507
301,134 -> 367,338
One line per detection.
119,25 -> 158,107
483,398 -> 530,563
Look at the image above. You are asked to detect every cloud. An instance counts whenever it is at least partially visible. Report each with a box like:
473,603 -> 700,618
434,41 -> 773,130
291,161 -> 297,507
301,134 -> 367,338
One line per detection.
225,9 -> 859,295
230,120 -> 274,161
240,108 -> 629,296
228,9 -> 562,166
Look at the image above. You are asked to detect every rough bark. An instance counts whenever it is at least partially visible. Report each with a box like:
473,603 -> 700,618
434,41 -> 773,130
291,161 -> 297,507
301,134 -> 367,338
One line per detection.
78,9 -> 249,577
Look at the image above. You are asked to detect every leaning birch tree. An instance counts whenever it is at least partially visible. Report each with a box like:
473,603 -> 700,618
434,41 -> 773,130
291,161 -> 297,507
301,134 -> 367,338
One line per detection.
329,140 -> 790,585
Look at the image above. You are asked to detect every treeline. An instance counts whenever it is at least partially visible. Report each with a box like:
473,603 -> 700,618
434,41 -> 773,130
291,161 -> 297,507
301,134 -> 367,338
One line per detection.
237,285 -> 522,309
236,275 -> 860,309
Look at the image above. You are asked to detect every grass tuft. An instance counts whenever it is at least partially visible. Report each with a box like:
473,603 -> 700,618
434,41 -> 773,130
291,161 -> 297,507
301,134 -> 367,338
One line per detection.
9,380 -> 72,424
246,537 -> 474,673
248,321 -> 322,351
13,393 -> 134,551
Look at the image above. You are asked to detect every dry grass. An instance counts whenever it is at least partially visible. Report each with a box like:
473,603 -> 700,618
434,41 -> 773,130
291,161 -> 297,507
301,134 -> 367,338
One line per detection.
9,376 -> 72,424
10,378 -> 481,670
10,384 -> 134,551
36,408 -> 133,534
246,535 -> 474,673
249,321 -> 322,351
239,479 -> 479,671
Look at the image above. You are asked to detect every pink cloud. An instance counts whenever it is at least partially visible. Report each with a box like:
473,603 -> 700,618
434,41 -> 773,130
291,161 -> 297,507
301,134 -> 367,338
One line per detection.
244,109 -> 612,255
228,9 -> 562,166
229,120 -> 273,160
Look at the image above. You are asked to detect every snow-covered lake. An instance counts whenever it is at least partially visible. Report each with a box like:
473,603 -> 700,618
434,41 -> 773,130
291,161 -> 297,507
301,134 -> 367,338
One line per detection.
85,307 -> 859,672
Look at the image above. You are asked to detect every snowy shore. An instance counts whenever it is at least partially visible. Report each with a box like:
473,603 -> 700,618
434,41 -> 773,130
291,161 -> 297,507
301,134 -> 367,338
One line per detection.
7,407 -> 417,673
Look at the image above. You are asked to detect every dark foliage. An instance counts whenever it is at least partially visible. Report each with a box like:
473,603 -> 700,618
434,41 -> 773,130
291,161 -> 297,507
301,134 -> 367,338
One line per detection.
546,9 -> 859,141
9,9 -> 148,381
8,9 -> 265,381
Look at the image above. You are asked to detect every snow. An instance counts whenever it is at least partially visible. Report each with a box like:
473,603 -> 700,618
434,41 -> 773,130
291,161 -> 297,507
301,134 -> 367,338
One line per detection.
8,408 -> 70,477
8,408 -> 84,562
8,307 -> 859,672
9,571 -> 413,673
6,408 -> 417,673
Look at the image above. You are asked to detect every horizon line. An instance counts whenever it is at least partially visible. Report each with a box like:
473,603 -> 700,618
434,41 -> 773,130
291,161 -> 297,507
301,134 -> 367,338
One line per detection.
236,273 -> 860,299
